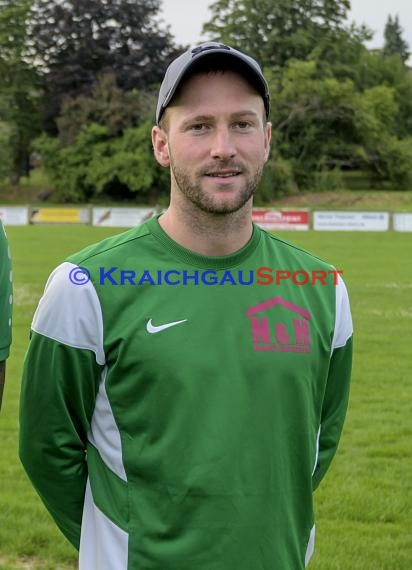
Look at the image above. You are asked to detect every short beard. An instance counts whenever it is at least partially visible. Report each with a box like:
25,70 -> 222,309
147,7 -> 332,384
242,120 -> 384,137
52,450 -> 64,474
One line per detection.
169,155 -> 263,216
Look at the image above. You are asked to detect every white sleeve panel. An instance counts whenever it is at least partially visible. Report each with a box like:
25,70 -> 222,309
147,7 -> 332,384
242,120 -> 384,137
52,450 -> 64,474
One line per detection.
88,367 -> 127,482
79,480 -> 128,570
32,262 -> 105,365
331,274 -> 353,350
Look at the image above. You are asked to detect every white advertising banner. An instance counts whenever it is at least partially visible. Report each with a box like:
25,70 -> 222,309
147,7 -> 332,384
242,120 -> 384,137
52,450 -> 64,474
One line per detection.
30,207 -> 90,224
393,213 -> 412,232
0,206 -> 29,225
92,207 -> 156,227
252,209 -> 310,230
314,211 -> 389,231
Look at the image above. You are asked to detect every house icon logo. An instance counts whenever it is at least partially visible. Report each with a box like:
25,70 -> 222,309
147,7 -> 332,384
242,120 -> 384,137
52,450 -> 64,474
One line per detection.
246,297 -> 311,353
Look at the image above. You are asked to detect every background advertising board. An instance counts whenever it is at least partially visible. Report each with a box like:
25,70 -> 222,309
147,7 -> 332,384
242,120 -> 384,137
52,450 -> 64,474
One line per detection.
0,206 -> 29,226
393,213 -> 412,232
30,207 -> 90,224
252,209 -> 309,230
92,207 -> 156,227
314,211 -> 389,231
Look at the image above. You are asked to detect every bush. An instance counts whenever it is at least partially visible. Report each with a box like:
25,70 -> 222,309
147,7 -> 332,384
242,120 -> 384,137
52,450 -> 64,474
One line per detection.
257,154 -> 297,202
377,136 -> 412,190
34,122 -> 169,202
313,165 -> 344,192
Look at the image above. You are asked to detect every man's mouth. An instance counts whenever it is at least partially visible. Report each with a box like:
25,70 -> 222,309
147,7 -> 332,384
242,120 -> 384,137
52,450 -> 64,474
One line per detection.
205,170 -> 242,178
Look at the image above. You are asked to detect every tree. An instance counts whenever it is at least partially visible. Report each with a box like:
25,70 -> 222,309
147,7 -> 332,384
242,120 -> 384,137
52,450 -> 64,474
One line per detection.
268,60 -> 363,187
259,58 -> 412,193
0,118 -> 13,181
383,14 -> 410,64
354,49 -> 412,138
35,114 -> 170,203
309,22 -> 372,81
0,0 -> 43,182
28,0 -> 181,131
355,85 -> 412,188
202,0 -> 352,70
56,73 -> 157,145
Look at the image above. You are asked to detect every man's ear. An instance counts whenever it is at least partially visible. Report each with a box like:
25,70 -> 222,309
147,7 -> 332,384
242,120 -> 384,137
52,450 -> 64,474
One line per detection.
264,122 -> 272,162
152,125 -> 170,167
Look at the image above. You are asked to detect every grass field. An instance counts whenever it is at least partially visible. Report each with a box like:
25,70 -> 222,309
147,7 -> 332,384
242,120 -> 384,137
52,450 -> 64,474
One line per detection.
0,225 -> 411,569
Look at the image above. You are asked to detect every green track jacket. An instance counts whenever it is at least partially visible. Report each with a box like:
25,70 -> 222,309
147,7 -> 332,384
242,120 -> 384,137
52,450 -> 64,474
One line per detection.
20,217 -> 353,569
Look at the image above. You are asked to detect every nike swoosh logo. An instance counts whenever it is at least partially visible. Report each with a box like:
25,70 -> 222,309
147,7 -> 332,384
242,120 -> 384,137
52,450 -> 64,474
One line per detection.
146,318 -> 187,334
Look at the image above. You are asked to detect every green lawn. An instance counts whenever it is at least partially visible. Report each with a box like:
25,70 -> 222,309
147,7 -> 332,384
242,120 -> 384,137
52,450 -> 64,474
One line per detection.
0,226 -> 411,569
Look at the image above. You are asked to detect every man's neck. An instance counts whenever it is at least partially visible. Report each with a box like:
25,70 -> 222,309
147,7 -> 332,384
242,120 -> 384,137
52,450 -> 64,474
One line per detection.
158,201 -> 254,257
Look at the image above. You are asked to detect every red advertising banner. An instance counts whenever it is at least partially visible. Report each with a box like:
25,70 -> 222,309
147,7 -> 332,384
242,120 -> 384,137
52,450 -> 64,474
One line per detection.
252,209 -> 309,230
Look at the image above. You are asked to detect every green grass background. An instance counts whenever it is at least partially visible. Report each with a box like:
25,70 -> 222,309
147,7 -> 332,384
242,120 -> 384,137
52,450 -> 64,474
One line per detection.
1,226 -> 411,569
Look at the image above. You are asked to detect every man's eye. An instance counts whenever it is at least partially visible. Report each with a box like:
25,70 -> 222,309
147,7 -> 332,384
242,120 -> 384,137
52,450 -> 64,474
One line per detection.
235,121 -> 252,129
189,124 -> 208,131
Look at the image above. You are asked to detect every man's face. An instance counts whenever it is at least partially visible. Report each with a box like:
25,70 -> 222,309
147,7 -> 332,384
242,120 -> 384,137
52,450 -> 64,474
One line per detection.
153,70 -> 271,215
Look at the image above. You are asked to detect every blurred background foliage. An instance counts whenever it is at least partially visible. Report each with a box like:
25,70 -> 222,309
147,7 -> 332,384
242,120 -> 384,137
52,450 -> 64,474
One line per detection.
0,0 -> 411,203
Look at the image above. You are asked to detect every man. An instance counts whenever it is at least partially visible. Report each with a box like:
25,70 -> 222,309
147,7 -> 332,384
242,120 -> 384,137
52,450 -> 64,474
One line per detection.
0,219 -> 12,410
20,43 -> 353,569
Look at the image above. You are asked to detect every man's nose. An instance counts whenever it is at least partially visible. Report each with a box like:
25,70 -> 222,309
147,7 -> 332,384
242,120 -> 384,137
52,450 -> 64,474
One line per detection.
210,127 -> 237,160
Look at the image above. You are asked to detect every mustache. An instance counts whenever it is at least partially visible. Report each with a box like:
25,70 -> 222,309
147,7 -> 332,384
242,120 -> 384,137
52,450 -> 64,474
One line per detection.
198,162 -> 245,175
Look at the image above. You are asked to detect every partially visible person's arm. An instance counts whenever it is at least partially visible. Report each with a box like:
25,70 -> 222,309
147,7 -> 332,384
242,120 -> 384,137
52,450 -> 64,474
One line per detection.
19,262 -> 104,548
312,275 -> 353,490
0,220 -> 12,410
0,361 -> 5,411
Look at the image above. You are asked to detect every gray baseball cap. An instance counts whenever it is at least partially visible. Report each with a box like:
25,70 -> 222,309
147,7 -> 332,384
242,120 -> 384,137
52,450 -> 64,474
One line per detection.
156,42 -> 270,124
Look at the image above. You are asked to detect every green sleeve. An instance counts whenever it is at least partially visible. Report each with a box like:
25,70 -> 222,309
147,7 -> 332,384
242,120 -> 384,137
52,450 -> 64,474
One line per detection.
19,332 -> 103,548
0,221 -> 12,361
312,336 -> 353,490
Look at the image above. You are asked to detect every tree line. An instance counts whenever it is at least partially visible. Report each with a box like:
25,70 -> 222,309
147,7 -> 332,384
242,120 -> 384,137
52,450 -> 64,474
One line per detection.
0,0 -> 411,203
